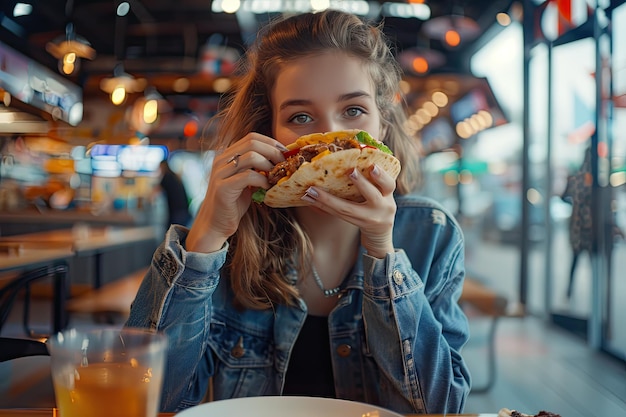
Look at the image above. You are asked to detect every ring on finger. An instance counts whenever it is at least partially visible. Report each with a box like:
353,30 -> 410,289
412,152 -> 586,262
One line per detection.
226,153 -> 241,168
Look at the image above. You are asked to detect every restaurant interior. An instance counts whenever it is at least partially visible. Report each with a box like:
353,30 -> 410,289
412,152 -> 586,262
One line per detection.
1,0 -> 626,416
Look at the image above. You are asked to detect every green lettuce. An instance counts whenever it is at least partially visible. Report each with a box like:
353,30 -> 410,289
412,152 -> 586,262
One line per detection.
252,188 -> 266,204
355,131 -> 393,155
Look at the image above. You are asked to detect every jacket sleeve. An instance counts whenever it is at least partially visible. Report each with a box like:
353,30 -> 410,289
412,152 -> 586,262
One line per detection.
125,225 -> 226,411
362,205 -> 471,414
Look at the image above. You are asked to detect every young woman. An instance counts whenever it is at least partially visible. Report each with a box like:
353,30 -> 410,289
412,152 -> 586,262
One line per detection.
126,9 -> 471,414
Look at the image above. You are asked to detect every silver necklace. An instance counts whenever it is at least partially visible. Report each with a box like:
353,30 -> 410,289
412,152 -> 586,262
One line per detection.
312,264 -> 341,297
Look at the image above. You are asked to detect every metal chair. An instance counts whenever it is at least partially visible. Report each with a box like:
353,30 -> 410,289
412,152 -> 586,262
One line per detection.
0,336 -> 49,362
0,263 -> 69,337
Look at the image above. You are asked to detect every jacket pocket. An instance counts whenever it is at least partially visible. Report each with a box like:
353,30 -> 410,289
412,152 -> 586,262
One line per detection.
208,320 -> 275,397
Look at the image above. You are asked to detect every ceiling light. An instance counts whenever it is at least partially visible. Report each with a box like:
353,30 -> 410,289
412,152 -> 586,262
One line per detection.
213,77 -> 232,93
46,23 -> 96,76
398,48 -> 445,75
496,12 -> 512,27
444,30 -> 461,47
412,57 -> 429,74
100,63 -> 147,105
143,99 -> 158,124
126,87 -> 171,135
432,91 -> 449,107
111,86 -> 126,106
183,117 -> 199,137
221,0 -> 241,14
172,77 -> 190,93
117,2 -> 130,16
381,2 -> 430,19
311,0 -> 331,12
13,3 -> 33,17
422,15 -> 480,48
142,87 -> 169,124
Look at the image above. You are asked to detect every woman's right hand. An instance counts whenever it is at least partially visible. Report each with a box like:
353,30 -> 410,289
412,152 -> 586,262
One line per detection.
185,133 -> 287,253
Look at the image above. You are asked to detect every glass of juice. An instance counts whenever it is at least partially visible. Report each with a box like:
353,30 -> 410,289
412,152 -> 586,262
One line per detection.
48,327 -> 167,417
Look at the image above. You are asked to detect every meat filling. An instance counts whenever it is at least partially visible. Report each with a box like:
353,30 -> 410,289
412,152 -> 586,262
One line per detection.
268,138 -> 360,185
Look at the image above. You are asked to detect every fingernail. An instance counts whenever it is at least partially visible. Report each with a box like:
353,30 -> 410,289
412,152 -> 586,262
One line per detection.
305,187 -> 319,198
301,195 -> 316,204
275,143 -> 289,152
349,168 -> 359,180
371,164 -> 380,176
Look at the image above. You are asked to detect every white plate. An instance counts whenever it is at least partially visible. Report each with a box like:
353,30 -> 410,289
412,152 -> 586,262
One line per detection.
175,396 -> 404,417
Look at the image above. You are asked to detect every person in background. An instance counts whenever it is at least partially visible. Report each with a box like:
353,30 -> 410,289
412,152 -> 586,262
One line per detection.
561,148 -> 593,298
561,147 -> 623,298
127,9 -> 471,414
159,159 -> 191,229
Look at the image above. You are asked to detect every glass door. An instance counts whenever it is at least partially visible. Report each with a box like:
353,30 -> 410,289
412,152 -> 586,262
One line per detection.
548,36 -> 597,336
545,1 -> 624,359
605,0 -> 626,361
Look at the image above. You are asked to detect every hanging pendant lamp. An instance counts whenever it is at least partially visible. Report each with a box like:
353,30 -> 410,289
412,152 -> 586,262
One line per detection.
99,63 -> 147,106
46,23 -> 96,75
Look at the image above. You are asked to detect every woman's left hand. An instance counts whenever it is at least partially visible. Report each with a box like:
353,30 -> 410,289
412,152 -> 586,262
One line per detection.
301,164 -> 396,259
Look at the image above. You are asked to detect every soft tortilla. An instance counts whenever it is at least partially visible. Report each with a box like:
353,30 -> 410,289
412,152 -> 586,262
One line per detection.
263,147 -> 401,208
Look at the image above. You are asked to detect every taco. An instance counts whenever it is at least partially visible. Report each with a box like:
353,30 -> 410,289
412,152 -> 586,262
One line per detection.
252,129 -> 401,208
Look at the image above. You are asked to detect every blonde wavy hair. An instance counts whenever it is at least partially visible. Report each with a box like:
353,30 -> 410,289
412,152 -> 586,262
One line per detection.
203,9 -> 422,309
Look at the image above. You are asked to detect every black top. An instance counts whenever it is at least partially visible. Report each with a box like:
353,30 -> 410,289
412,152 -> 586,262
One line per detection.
283,315 -> 336,398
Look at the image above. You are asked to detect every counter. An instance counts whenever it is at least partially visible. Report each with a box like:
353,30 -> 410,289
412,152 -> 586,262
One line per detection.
0,208 -> 155,237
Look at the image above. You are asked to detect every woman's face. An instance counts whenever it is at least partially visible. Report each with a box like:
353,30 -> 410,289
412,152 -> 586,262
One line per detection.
271,51 -> 382,146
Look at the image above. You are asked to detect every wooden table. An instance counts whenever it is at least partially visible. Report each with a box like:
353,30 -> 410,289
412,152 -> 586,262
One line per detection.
0,410 -> 497,417
0,243 -> 73,273
0,226 -> 158,288
0,225 -> 157,250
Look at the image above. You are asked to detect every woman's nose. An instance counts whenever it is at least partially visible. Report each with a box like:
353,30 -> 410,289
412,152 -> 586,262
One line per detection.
317,118 -> 342,134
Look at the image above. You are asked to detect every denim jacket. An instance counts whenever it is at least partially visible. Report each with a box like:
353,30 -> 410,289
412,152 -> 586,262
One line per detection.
126,194 -> 471,414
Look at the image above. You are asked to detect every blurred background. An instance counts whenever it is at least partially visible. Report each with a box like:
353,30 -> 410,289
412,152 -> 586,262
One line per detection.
1,0 -> 626,415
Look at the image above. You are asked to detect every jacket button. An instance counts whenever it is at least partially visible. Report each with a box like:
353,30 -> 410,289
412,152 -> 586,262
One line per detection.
231,345 -> 245,358
337,344 -> 352,357
393,270 -> 404,285
231,336 -> 245,358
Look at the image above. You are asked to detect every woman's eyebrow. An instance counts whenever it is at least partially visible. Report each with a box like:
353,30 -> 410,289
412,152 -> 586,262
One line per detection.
279,91 -> 371,111
338,90 -> 371,102
278,99 -> 311,111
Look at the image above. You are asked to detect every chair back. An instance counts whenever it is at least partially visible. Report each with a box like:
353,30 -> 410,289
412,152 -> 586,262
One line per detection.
0,337 -> 49,362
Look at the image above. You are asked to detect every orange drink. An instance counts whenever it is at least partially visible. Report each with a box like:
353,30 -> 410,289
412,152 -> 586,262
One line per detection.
49,328 -> 167,417
54,363 -> 161,417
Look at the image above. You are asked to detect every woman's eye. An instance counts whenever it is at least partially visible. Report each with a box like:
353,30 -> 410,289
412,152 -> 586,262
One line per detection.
289,114 -> 312,124
345,107 -> 365,118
